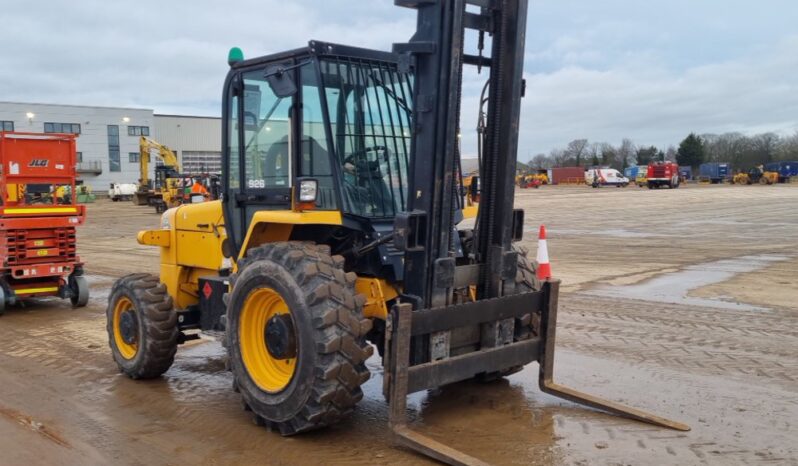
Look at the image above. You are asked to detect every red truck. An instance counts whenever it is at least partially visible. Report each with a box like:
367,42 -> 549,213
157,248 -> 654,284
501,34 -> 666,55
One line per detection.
646,162 -> 681,189
0,132 -> 89,314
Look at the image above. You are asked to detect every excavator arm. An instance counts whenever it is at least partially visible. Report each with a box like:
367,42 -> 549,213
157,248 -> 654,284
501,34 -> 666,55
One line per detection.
139,136 -> 180,187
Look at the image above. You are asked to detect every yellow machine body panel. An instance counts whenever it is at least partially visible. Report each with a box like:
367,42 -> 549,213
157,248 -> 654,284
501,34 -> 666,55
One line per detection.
355,277 -> 400,320
762,172 -> 779,184
137,203 -> 350,309
238,210 -> 343,259
138,200 -> 226,309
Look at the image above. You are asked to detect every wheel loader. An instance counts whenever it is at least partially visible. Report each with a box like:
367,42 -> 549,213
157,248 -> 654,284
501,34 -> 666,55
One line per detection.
107,1 -> 687,463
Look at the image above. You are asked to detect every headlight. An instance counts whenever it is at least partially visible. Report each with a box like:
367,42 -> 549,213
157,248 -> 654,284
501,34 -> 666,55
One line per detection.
298,179 -> 318,203
161,211 -> 172,230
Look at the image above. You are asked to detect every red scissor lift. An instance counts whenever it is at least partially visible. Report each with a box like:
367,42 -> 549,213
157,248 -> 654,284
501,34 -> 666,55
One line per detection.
0,132 -> 89,315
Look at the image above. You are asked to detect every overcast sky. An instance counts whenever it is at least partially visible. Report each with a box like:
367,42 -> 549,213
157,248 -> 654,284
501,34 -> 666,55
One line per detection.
1,0 -> 796,160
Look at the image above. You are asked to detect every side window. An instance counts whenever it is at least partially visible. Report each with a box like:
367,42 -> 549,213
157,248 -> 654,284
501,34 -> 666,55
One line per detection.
228,86 -> 240,190
242,68 -> 293,190
300,65 -> 337,210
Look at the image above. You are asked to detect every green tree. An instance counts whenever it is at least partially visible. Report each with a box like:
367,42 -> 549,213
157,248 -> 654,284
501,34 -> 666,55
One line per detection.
636,146 -> 658,165
677,133 -> 705,168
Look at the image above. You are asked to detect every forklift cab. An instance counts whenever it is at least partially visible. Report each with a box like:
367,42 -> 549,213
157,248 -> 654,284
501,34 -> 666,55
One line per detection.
221,42 -> 415,253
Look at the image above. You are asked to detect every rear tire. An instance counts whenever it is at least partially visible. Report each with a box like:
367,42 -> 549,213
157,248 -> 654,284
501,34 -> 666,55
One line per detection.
107,274 -> 177,379
227,242 -> 373,435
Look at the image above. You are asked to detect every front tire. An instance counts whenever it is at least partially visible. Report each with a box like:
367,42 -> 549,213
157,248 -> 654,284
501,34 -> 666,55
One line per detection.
227,242 -> 373,435
107,274 -> 177,379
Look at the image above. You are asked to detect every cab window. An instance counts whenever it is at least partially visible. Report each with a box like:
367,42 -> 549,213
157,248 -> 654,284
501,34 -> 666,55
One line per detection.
241,67 -> 293,190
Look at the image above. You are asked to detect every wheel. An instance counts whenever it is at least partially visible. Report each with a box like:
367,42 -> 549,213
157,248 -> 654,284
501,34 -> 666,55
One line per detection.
69,274 -> 89,308
476,246 -> 541,382
107,274 -> 177,379
227,242 -> 373,435
0,286 -> 5,316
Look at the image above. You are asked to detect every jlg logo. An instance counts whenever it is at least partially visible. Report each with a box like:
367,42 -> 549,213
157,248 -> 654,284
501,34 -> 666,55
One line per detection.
28,159 -> 49,167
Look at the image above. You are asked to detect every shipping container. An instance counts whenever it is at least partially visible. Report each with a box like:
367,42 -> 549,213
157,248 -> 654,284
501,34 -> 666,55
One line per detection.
624,165 -> 648,183
699,162 -> 730,183
550,166 -> 586,185
679,166 -> 693,181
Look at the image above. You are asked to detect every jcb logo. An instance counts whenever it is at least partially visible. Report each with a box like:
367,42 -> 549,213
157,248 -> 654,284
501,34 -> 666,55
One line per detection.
28,159 -> 49,167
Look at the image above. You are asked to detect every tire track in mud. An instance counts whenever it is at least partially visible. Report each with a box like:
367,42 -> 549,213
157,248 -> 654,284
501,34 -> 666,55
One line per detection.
0,403 -> 71,448
556,295 -> 798,387
0,308 -> 408,465
545,347 -> 798,465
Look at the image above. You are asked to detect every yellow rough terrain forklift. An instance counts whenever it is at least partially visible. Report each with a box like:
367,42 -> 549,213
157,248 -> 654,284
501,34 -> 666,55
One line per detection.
107,1 -> 686,463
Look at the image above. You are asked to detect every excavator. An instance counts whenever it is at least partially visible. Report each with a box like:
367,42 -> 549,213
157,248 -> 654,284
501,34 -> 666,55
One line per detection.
133,136 -> 180,206
106,1 -> 687,464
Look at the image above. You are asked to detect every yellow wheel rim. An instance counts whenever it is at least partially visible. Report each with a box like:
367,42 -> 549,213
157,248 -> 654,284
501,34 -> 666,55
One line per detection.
239,288 -> 297,393
113,297 -> 138,360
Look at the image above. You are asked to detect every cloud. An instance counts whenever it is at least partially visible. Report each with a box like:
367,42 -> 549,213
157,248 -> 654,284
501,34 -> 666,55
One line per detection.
1,0 -> 796,159
520,34 -> 798,157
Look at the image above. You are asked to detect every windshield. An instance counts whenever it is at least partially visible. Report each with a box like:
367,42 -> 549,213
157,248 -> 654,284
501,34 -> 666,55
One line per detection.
319,58 -> 413,218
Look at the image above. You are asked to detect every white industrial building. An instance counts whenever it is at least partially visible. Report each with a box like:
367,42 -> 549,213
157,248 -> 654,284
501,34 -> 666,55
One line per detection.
0,102 -> 221,193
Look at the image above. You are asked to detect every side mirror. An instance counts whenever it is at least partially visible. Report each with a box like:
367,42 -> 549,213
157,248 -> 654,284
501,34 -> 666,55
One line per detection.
265,64 -> 297,98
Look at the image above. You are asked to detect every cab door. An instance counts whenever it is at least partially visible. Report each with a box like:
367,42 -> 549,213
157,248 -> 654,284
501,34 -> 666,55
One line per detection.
223,61 -> 298,253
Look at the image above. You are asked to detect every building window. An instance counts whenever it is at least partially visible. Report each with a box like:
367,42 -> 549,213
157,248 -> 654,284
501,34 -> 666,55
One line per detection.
127,126 -> 150,137
1,121 -> 13,132
108,125 -> 121,172
129,152 -> 140,163
44,122 -> 81,134
182,151 -> 222,175
76,152 -> 83,163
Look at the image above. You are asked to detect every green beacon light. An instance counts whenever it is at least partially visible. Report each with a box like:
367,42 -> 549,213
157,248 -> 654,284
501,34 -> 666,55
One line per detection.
228,47 -> 244,67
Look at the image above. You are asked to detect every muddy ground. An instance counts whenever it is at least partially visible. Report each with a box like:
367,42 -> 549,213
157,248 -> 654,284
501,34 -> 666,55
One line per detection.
1,184 -> 796,466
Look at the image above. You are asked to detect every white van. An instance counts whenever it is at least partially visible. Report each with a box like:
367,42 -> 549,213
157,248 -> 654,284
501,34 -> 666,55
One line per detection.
109,183 -> 139,201
585,168 -> 630,188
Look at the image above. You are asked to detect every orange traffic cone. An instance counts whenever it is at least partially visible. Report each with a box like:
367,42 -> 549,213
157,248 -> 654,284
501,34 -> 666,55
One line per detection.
536,225 -> 552,280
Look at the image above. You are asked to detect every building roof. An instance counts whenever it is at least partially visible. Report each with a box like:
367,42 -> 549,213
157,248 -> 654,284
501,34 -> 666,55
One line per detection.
0,101 -> 153,112
154,114 -> 221,121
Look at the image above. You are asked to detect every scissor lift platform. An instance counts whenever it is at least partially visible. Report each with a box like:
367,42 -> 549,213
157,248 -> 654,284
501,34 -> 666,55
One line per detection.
0,132 -> 88,314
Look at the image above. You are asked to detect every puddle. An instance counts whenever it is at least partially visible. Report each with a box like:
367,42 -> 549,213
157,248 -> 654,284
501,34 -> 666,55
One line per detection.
585,254 -> 790,311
